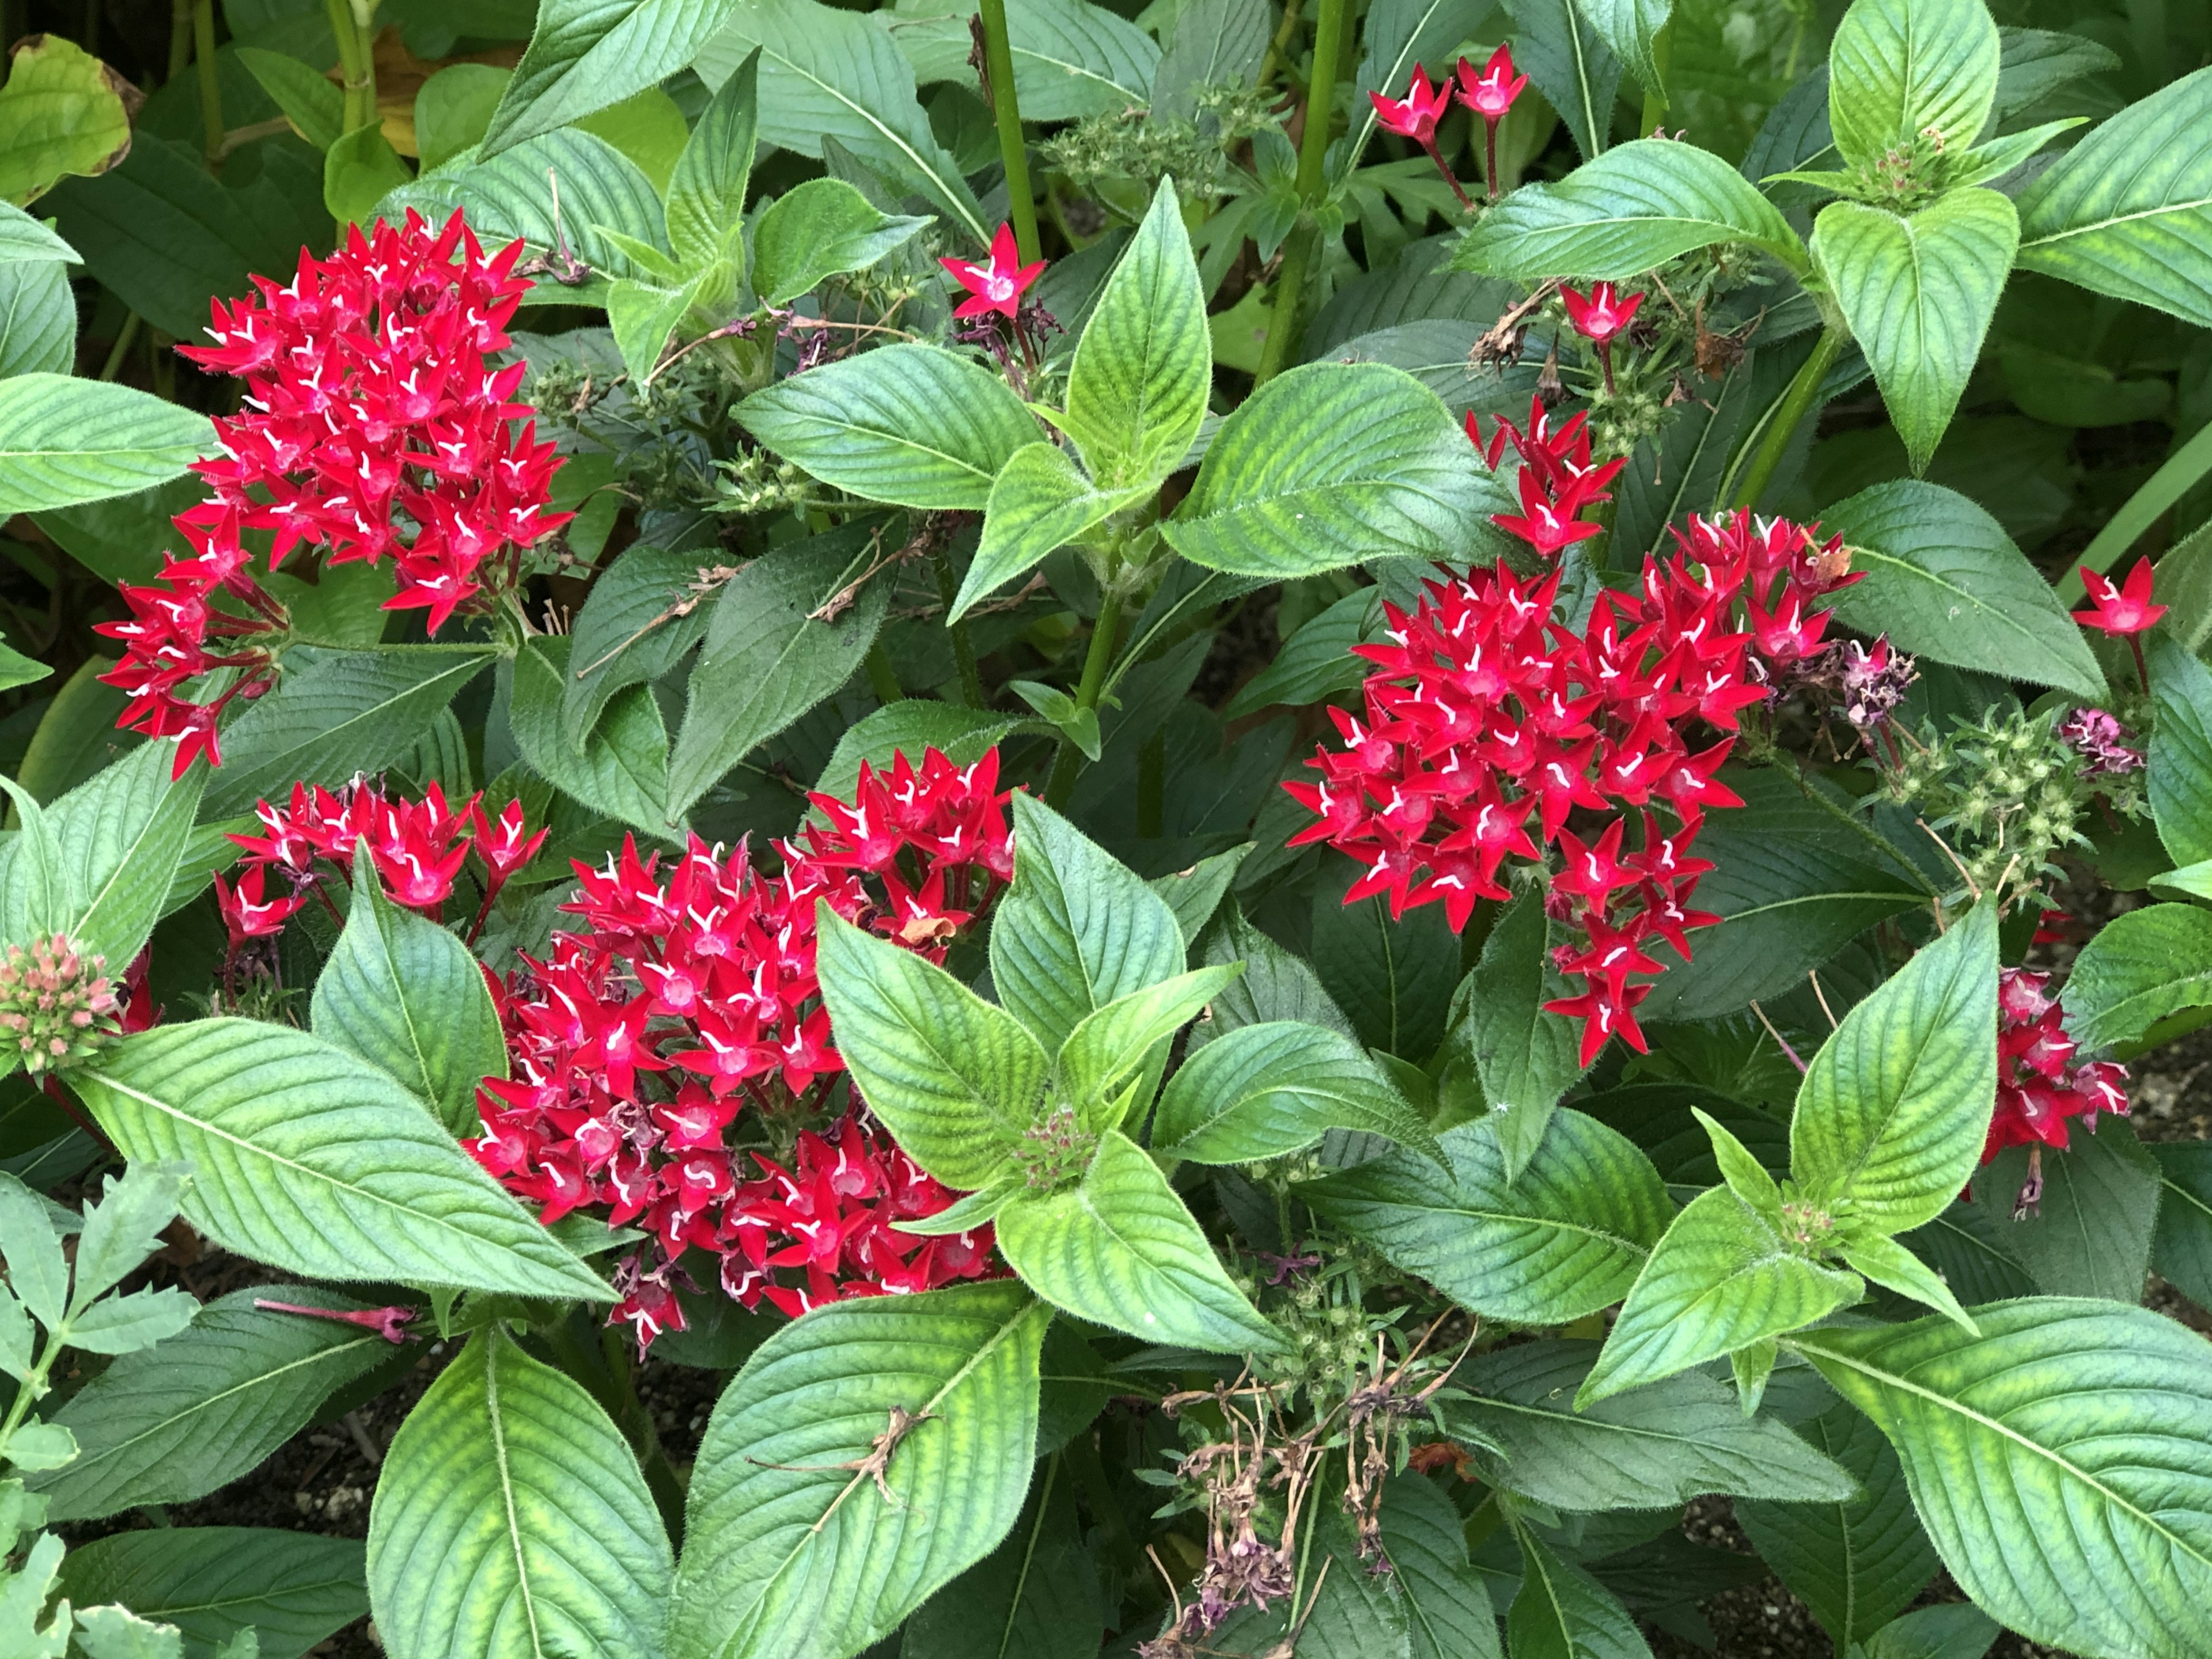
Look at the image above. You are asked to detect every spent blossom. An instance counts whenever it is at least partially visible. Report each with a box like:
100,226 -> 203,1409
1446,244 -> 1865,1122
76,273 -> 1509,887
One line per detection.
96,211 -> 568,775
465,747 -> 1014,1350
2054,706 -> 2145,777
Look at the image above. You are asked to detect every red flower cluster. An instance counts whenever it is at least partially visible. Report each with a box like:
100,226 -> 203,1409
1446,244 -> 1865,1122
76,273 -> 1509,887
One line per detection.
1287,509 -> 1861,1064
1986,967 -> 2128,1165
1372,47 -> 1528,204
96,211 -> 567,775
1470,397 -> 1627,555
219,778 -> 546,948
466,747 -> 1014,1348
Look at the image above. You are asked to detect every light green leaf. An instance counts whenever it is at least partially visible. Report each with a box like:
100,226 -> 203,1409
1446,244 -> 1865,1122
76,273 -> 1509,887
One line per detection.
312,846 -> 505,1138
47,737 -> 204,972
0,196 -> 74,262
1843,1230 -> 1978,1332
2149,632 -> 2212,869
1507,1521 -> 1653,1659
815,909 -> 1045,1189
1734,1403 -> 1941,1650
368,1327 -> 671,1659
0,1168 -> 66,1327
995,1130 -> 1282,1354
484,0 -> 743,156
989,794 -> 1187,1056
1062,177 -> 1210,493
737,344 -> 1039,512
606,274 -> 700,384
59,1528 -> 368,1659
1577,0 -> 1672,99
1812,192 -> 2018,472
0,36 -> 134,207
1457,138 -> 1807,279
69,1159 -> 189,1315
2015,65 -> 2212,328
1820,480 -> 2108,703
670,1282 -> 1047,1659
1153,1020 -> 1442,1165
0,374 -> 210,518
1455,1340 -> 1855,1510
2061,901 -> 2212,1051
951,442 -> 1143,622
878,0 -> 1158,123
1452,891 -> 1590,1183
667,49 -> 759,270
692,0 -> 986,242
1054,965 -> 1240,1118
1797,1299 -> 2212,1659
1162,361 -> 1486,576
1579,1184 -> 1863,1407
1299,1111 -> 1671,1325
1790,897 -> 1998,1237
29,1288 -> 395,1522
752,177 -> 929,306
0,256 -> 75,377
413,65 -> 509,173
74,1021 -> 609,1301
323,125 -> 411,228
1827,0 -> 1999,169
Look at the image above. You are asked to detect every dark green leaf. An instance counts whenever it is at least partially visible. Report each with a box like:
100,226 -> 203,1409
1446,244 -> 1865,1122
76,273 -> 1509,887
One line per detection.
1377,1474 -> 1502,1659
899,1457 -> 1100,1659
2063,901 -> 2212,1051
1507,1522 -> 1653,1659
1972,1120 -> 2158,1302
59,1528 -> 367,1659
2151,1141 -> 2212,1310
510,637 -> 673,836
561,543 -> 717,748
1452,891 -> 1589,1181
1310,861 -> 1458,1061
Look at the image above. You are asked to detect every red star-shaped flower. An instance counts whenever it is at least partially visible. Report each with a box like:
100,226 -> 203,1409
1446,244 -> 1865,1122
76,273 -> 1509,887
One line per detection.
940,224 -> 1047,321
2073,556 -> 2166,637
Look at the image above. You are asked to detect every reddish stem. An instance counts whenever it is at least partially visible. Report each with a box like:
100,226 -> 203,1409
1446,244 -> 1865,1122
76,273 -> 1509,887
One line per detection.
1422,142 -> 1473,210
1484,119 -> 1499,202
253,1298 -> 417,1342
2130,634 -> 2149,694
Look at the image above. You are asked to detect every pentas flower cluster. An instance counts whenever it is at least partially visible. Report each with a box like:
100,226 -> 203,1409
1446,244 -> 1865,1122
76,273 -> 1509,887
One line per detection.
1289,506 -> 1861,1065
1987,969 -> 2128,1201
96,210 -> 567,775
218,778 -> 546,949
1469,397 -> 1626,555
466,747 -> 1014,1349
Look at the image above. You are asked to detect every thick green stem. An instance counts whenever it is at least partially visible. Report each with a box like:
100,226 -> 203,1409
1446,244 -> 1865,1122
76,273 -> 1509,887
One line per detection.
167,0 -> 192,83
1728,322 -> 1844,511
1043,588 -> 1124,807
1638,20 -> 1672,137
194,0 -> 223,165
1252,0 -> 1350,387
931,540 -> 986,709
2059,418 -> 2212,603
976,0 -> 1040,263
325,0 -> 374,131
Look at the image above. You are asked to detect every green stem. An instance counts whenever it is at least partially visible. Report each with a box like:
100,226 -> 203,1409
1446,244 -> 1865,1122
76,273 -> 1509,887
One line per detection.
1728,321 -> 1844,511
1255,0 -> 1304,91
97,312 -> 142,382
1638,20 -> 1673,137
0,1325 -> 65,1464
865,642 -> 903,707
931,540 -> 986,709
1042,588 -> 1124,807
2059,418 -> 2212,604
976,0 -> 1040,264
324,0 -> 372,130
194,0 -> 224,166
167,0 -> 192,83
1252,0 -> 1350,388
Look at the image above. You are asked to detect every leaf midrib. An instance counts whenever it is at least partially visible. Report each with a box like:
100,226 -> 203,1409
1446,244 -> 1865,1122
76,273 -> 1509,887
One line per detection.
485,1336 -> 551,1659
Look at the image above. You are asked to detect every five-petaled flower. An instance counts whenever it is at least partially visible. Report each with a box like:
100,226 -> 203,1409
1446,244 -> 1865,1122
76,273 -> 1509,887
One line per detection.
1455,44 -> 1528,199
2073,555 -> 2165,687
1560,282 -> 1645,392
1372,65 -> 1473,207
941,223 -> 1048,321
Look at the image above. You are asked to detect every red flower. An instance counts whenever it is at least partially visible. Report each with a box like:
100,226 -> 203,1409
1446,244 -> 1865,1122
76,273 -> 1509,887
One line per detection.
1560,282 -> 1643,345
96,210 -> 569,778
463,747 -> 1016,1352
1372,64 -> 1454,145
1456,44 -> 1527,120
213,865 -> 307,949
1983,966 -> 2129,1165
2072,556 -> 2166,637
1468,397 -> 1627,558
940,224 -> 1047,321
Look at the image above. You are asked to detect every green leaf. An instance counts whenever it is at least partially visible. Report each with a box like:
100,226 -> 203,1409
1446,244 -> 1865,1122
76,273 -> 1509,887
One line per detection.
1972,1120 -> 2160,1302
815,909 -> 1045,1189
2061,901 -> 2212,1051
6,1419 -> 76,1469
59,1528 -> 367,1659
368,1326 -> 672,1659
203,648 -> 494,820
312,846 -> 505,1138
996,1130 -> 1282,1354
950,442 -> 1144,622
667,48 -> 759,270
323,124 -> 412,228
1453,891 -> 1590,1183
1820,480 -> 2108,703
1859,1604 -> 2002,1659
74,1021 -> 609,1301
876,0 -> 1158,122
1151,0 -> 1270,120
1061,177 -> 1210,493
47,737 -> 204,971
1144,846 -> 1248,946
669,536 -> 890,818
1733,1403 -> 1941,1650
1310,862 -> 1459,1060
2151,1141 -> 2212,1310
1452,1339 -> 1856,1509
1299,1111 -> 1672,1324
1153,1020 -> 1442,1165
670,1282 -> 1047,1659
1224,586 -> 1378,717
1790,897 -> 1997,1236
1842,1230 -> 1978,1332
989,794 -> 1186,1057
2015,66 -> 2212,328
737,344 -> 1039,512
413,65 -> 510,174
751,177 -> 928,307
0,255 -> 75,377
561,541 -> 718,749
0,374 -> 210,518
809,699 -> 1018,807
1054,965 -> 1239,1119
1507,1521 -> 1653,1659
1499,0 -> 1619,165
1797,1299 -> 2212,1659
1457,139 -> 1807,280
2149,632 -> 2212,868
1195,905 -> 1357,1046
0,196 -> 73,262
0,1168 -> 66,1327
899,1458 -> 1100,1659
692,0 -> 986,242
1827,0 -> 1998,169
1812,192 -> 2018,473
510,637 -> 672,837
0,1531 -> 68,1657
0,36 -> 134,205
606,274 -> 700,384
70,1158 -> 189,1315
63,1603 -> 174,1658
1577,0 -> 1671,99
29,1288 -> 395,1522
1161,361 -> 1487,577
484,0 -> 742,156
1579,1184 -> 1863,1408
1377,1475 -> 1503,1659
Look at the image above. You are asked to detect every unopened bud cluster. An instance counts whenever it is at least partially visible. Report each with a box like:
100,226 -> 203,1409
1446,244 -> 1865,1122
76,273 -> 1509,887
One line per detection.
0,934 -> 120,1073
715,450 -> 813,516
1016,1103 -> 1098,1192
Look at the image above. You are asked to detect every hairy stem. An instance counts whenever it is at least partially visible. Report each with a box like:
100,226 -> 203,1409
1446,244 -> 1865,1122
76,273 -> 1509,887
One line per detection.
1043,588 -> 1124,807
976,0 -> 1040,264
1252,0 -> 1350,387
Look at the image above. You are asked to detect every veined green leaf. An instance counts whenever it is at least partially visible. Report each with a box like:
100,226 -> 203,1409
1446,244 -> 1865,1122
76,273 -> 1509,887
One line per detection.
511,637 -> 673,838
667,49 -> 759,270
0,36 -> 135,207
1153,1020 -> 1442,1165
952,442 -> 1145,622
47,738 -> 203,972
0,196 -> 77,262
2062,901 -> 2212,1051
0,374 -> 210,518
59,1527 -> 368,1659
1499,0 -> 1620,165
1507,1521 -> 1653,1659
1827,0 -> 1999,170
1452,891 -> 1590,1182
1577,0 -> 1672,99
1054,965 -> 1239,1119
240,47 -> 346,150
751,177 -> 929,306
2149,632 -> 2212,868
484,0 -> 743,156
